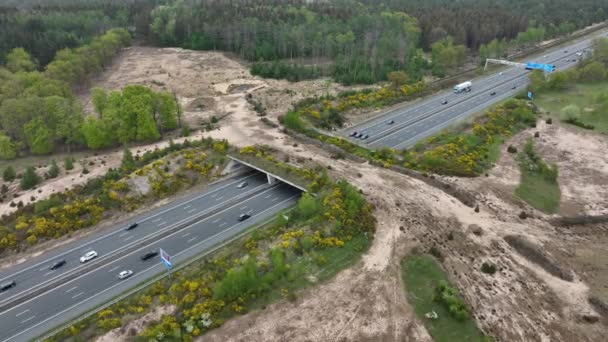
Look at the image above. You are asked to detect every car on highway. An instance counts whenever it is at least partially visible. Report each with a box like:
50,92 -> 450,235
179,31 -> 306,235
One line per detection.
118,270 -> 133,280
49,259 -> 66,270
362,134 -> 369,140
125,222 -> 138,230
80,250 -> 98,263
499,72 -> 503,76
564,50 -> 568,53
511,85 -> 517,90
490,91 -> 496,96
356,132 -> 364,138
576,52 -> 582,56
349,131 -> 358,137
238,213 -> 251,222
441,99 -> 448,105
0,280 -> 16,292
140,250 -> 159,261
237,181 -> 248,188
387,119 -> 395,125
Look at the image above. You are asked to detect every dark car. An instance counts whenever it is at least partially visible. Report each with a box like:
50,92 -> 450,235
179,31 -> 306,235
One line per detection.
511,85 -> 517,90
125,222 -> 138,231
50,260 -> 66,270
140,251 -> 159,261
356,132 -> 364,138
490,91 -> 496,96
441,99 -> 448,105
349,131 -> 358,137
238,214 -> 251,222
387,119 -> 395,125
362,134 -> 369,140
0,280 -> 16,292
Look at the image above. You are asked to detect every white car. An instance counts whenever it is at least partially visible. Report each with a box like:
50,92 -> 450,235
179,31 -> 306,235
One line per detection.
237,181 -> 248,188
118,270 -> 133,280
80,250 -> 98,263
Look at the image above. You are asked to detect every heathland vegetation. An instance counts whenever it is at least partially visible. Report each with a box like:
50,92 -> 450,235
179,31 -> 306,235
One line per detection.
47,145 -> 375,341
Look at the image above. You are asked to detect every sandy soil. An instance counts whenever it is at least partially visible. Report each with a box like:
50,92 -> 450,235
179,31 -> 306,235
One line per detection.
95,305 -> 175,342
5,46 -> 607,341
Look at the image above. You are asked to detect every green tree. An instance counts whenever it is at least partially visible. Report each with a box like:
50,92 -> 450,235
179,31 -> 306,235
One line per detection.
297,193 -> 320,219
121,147 -> 136,173
3,166 -> 16,182
21,166 -> 40,190
24,118 -> 54,155
528,70 -> 547,92
81,116 -> 113,149
48,160 -> 60,178
91,87 -> 108,115
6,48 -> 37,73
387,71 -> 409,89
579,61 -> 607,82
64,157 -> 74,170
0,133 -> 17,160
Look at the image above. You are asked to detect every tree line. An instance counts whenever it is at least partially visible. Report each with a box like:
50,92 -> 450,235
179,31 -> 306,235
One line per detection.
149,0 -> 424,84
0,28 -> 154,159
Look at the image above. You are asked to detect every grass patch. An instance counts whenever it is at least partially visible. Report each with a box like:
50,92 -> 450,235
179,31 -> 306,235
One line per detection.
515,140 -> 560,213
534,82 -> 608,134
401,254 -> 490,342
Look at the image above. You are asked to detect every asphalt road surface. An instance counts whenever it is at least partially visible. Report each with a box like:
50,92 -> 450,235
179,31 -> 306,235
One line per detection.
0,172 -> 300,342
344,31 -> 608,149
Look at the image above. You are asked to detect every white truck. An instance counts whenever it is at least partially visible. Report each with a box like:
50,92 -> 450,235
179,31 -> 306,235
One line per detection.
453,81 -> 472,93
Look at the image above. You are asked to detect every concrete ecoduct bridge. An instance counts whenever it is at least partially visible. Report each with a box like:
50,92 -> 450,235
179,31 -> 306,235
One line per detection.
223,155 -> 308,192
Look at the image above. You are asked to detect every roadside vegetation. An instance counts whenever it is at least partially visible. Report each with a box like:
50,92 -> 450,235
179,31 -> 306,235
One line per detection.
401,253 -> 491,342
403,99 -> 538,176
47,146 -> 375,342
0,137 -> 229,255
515,140 -> 561,213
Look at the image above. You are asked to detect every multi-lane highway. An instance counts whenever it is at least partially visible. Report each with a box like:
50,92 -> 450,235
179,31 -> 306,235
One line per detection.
344,31 -> 608,149
0,171 -> 300,342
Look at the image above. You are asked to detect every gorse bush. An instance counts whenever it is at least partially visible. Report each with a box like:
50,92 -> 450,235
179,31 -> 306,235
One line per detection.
432,280 -> 470,321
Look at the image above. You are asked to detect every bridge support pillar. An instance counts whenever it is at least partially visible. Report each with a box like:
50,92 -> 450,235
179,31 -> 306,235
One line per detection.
222,159 -> 242,175
267,174 -> 277,185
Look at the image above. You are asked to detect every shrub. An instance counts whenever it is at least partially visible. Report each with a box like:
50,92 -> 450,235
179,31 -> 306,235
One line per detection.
181,126 -> 191,137
429,245 -> 443,261
563,116 -> 595,130
1,184 -> 8,194
20,166 -> 40,190
507,145 -> 517,153
481,262 -> 497,275
432,280 -> 470,320
546,118 -> 553,124
64,157 -> 74,170
48,160 -> 60,178
3,166 -> 16,182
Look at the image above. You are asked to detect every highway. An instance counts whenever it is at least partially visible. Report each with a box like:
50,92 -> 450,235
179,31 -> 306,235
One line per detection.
344,31 -> 608,149
0,171 -> 301,342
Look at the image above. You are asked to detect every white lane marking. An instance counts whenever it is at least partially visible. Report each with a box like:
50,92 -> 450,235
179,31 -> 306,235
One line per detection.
71,292 -> 84,299
240,206 -> 247,210
151,217 -> 162,223
181,232 -> 191,238
15,309 -> 29,317
108,266 -> 120,273
264,194 -> 272,199
123,236 -> 134,242
215,196 -> 224,201
211,193 -> 217,198
271,197 -> 278,202
184,205 -> 192,209
65,286 -> 78,293
157,221 -> 167,226
0,174 -> 259,286
20,315 -> 36,324
38,266 -> 47,272
187,208 -> 197,214
219,222 -> 228,227
212,218 -> 221,223
43,271 -> 54,277
1,192 -> 298,341
187,236 -> 198,243
118,232 -> 129,238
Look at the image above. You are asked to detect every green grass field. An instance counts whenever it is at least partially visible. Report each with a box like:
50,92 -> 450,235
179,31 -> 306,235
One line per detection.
401,254 -> 491,342
515,169 -> 561,213
534,82 -> 608,134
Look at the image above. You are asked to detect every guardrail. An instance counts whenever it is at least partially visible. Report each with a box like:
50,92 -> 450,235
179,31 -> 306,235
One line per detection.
0,183 -> 273,315
34,208 -> 292,342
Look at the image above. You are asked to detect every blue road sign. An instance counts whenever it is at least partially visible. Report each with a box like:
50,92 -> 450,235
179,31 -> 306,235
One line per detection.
525,62 -> 555,72
159,248 -> 172,269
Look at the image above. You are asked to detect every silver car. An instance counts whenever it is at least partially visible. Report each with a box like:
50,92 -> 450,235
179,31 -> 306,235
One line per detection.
118,270 -> 133,280
80,250 -> 98,263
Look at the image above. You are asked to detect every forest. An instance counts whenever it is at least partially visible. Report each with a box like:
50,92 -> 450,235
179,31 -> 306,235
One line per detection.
1,0 -> 607,158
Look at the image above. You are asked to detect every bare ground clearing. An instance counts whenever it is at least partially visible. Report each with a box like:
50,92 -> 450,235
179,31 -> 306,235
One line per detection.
2,46 -> 606,341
